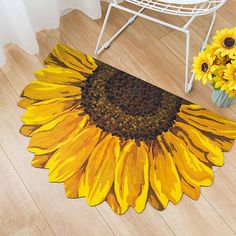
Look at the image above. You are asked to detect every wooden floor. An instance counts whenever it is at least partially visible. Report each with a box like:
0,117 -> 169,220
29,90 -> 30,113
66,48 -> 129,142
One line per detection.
1,1 -> 236,235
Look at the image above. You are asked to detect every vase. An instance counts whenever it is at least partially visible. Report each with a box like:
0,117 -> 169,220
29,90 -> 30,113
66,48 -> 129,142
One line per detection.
211,88 -> 233,107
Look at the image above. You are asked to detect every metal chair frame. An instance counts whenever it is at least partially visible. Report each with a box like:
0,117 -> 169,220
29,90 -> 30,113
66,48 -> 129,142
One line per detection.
95,0 -> 227,93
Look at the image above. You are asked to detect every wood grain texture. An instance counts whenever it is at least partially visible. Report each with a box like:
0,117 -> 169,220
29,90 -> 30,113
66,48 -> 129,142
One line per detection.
0,142 -> 53,236
202,162 -> 236,233
0,72 -> 54,236
0,0 -> 236,235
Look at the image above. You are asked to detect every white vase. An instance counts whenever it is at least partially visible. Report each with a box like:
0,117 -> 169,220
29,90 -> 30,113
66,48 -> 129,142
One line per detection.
211,88 -> 233,107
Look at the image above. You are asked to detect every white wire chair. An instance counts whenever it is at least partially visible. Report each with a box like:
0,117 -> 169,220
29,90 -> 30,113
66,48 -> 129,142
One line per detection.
95,0 -> 227,93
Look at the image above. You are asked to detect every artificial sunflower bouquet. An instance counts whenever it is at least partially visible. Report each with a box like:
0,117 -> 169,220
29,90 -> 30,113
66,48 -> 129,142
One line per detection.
192,27 -> 236,107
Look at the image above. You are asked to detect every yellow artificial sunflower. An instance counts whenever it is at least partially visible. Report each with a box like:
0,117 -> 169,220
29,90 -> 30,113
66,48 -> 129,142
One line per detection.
205,44 -> 231,67
222,60 -> 236,98
211,65 -> 227,89
212,27 -> 236,59
205,44 -> 216,57
18,43 -> 236,215
192,51 -> 218,85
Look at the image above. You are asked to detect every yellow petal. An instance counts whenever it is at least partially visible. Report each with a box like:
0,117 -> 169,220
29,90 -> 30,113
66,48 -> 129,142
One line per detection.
149,140 -> 181,206
181,104 -> 236,127
114,140 -> 149,213
205,133 -> 235,152
64,170 -> 83,198
106,187 -> 126,215
181,178 -> 200,200
21,97 -> 79,125
64,170 -> 88,198
215,81 -> 224,89
148,188 -> 165,211
174,122 -> 224,166
163,132 -> 214,187
32,154 -> 51,168
77,172 -> 88,197
35,66 -> 86,85
20,125 -> 39,137
44,43 -> 97,74
21,81 -> 81,101
45,125 -> 101,182
18,98 -> 38,109
178,105 -> 236,139
228,90 -> 236,98
85,134 -> 120,206
28,112 -> 88,155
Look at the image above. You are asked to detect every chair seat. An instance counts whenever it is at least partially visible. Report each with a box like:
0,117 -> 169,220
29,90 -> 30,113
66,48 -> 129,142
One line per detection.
158,0 -> 208,4
124,0 -> 226,16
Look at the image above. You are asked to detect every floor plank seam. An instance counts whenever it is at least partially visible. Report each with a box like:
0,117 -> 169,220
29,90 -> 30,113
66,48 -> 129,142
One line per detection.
0,143 -> 56,235
201,191 -> 236,234
95,208 -> 118,236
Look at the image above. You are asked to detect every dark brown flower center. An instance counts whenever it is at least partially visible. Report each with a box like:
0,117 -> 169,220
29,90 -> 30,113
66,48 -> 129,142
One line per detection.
201,62 -> 209,72
81,63 -> 184,140
223,37 -> 236,49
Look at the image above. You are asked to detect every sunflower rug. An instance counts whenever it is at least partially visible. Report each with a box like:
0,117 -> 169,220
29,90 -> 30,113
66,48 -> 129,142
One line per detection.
18,43 -> 236,215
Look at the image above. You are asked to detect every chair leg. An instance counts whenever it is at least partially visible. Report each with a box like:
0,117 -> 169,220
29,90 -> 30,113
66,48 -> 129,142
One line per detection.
95,4 -> 145,55
184,30 -> 193,94
201,11 -> 216,51
95,3 -> 113,55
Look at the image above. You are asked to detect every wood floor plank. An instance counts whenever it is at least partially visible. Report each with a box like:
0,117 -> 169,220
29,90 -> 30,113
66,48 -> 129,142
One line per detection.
0,73 -> 54,236
202,162 -> 236,234
36,29 -> 72,62
0,55 -> 115,236
160,29 -> 203,70
225,143 -> 236,175
0,148 -> 54,236
187,13 -> 233,40
138,9 -> 186,40
96,203 -> 174,236
2,45 -> 43,96
217,0 -> 236,26
159,194 -> 234,235
102,2 -> 186,40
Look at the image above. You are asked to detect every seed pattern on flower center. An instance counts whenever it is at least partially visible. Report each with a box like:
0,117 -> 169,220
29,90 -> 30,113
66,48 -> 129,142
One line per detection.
223,37 -> 236,49
81,63 -> 184,140
201,62 -> 209,72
